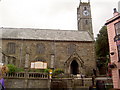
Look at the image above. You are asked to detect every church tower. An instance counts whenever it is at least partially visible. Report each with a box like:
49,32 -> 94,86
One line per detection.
77,0 -> 93,36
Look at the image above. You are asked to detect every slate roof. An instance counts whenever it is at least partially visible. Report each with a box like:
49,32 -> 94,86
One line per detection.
0,28 -> 94,42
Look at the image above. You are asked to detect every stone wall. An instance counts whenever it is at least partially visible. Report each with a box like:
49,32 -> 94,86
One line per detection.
2,39 -> 96,76
5,78 -> 49,88
4,77 -> 113,88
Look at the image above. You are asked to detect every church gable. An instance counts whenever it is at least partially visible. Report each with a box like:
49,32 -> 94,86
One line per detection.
65,52 -> 84,67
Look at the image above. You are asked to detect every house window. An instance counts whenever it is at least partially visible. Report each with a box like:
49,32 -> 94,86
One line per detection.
67,44 -> 76,55
115,21 -> 120,62
36,43 -> 45,54
7,42 -> 16,54
115,21 -> 120,35
118,46 -> 120,62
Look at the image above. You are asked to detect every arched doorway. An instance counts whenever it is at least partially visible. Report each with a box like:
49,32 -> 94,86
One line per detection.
70,60 -> 79,75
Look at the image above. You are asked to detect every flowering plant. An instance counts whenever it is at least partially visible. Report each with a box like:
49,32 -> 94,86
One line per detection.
108,63 -> 117,68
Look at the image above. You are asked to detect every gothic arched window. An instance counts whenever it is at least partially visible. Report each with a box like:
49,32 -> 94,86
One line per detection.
67,44 -> 76,55
36,43 -> 45,54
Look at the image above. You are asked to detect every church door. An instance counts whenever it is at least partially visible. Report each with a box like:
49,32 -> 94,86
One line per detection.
70,60 -> 79,75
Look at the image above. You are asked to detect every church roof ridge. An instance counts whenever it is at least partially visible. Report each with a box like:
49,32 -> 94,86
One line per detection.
0,27 -> 87,32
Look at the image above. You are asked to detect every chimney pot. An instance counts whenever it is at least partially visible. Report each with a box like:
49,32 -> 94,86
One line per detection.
114,8 -> 117,13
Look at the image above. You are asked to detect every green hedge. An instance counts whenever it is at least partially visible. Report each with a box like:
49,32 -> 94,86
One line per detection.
6,64 -> 64,75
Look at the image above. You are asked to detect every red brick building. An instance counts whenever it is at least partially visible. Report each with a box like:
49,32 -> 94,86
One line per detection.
106,8 -> 120,89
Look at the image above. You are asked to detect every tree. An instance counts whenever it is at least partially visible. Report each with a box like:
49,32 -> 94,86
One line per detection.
95,26 -> 110,75
95,26 -> 109,57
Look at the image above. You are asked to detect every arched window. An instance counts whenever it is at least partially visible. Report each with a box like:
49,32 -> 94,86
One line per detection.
67,44 -> 76,55
36,43 -> 45,54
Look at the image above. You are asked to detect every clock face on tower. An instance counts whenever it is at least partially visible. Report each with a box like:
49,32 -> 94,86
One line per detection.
83,10 -> 89,16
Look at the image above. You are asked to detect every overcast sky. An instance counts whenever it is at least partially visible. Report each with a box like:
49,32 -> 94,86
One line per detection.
0,0 -> 120,38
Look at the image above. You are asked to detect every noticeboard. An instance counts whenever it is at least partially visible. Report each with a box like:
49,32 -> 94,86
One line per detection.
31,61 -> 47,69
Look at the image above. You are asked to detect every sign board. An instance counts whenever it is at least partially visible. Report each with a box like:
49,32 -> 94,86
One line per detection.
31,62 -> 35,68
31,61 -> 47,69
43,63 -> 47,69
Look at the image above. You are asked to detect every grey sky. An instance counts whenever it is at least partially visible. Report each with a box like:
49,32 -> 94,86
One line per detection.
0,0 -> 120,38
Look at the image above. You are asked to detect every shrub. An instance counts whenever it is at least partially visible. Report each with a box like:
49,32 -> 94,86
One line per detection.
16,68 -> 24,72
34,69 -> 44,72
28,69 -> 46,73
53,68 -> 64,75
44,69 -> 50,73
7,64 -> 17,73
7,64 -> 24,73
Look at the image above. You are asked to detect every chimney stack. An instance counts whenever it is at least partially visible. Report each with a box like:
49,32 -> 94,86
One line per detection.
113,8 -> 119,16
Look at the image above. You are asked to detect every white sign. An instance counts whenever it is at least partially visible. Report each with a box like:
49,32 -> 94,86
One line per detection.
31,62 -> 35,69
31,61 -> 47,69
43,63 -> 47,69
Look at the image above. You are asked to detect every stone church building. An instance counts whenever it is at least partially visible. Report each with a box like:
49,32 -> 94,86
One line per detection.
0,1 -> 96,76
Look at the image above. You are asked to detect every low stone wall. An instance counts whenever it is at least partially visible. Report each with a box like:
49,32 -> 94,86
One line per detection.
4,72 -> 50,88
5,78 -> 49,88
4,73 -> 113,88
